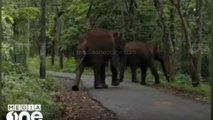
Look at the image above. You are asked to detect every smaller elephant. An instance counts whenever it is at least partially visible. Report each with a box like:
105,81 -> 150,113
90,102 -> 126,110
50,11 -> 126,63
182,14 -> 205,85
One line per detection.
119,41 -> 169,85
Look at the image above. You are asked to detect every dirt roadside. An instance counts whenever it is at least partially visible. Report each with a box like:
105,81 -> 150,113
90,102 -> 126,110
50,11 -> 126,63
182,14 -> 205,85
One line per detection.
54,76 -> 118,120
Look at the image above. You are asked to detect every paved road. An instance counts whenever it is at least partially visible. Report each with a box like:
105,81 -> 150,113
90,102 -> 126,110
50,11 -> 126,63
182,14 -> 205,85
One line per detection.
50,72 -> 211,120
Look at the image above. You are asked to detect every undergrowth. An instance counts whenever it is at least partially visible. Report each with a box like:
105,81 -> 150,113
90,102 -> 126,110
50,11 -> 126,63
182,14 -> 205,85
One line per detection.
2,61 -> 63,120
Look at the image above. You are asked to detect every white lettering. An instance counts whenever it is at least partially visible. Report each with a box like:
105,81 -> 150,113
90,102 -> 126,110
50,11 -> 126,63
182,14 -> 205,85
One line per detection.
28,104 -> 34,111
31,112 -> 43,120
6,104 -> 43,120
8,105 -> 14,111
19,111 -> 31,120
34,104 -> 41,111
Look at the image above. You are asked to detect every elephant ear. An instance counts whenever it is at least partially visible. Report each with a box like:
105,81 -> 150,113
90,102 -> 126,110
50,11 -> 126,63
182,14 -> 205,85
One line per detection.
154,44 -> 160,53
111,30 -> 121,39
153,44 -> 164,60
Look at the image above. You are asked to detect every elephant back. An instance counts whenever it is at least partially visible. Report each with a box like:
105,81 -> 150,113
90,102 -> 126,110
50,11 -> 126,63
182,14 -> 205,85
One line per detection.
124,41 -> 156,60
82,29 -> 117,51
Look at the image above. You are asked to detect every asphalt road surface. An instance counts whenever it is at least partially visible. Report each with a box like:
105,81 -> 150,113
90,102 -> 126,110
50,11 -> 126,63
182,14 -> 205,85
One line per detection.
50,72 -> 210,120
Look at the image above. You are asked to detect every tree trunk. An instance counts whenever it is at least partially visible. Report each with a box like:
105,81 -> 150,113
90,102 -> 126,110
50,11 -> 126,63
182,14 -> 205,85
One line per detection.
210,0 -> 213,117
51,15 -> 57,65
153,0 -> 175,82
39,0 -> 46,79
59,47 -> 63,69
0,0 -> 2,116
56,11 -> 63,69
51,39 -> 55,65
50,0 -> 57,65
127,0 -> 135,40
121,0 -> 126,40
170,0 -> 175,53
173,0 -> 199,86
169,0 -> 176,81
86,0 -> 94,26
195,0 -> 202,81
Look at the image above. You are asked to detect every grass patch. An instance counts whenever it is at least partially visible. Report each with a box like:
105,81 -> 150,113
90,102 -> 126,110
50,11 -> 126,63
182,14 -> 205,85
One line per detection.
2,62 -> 63,119
122,68 -> 210,102
159,74 -> 210,100
28,56 -> 93,74
28,56 -> 76,72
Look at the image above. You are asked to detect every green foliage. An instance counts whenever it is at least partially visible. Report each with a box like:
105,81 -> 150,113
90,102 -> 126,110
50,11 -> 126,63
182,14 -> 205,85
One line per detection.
13,7 -> 40,21
122,69 -> 210,102
1,0 -> 211,110
2,43 -> 12,60
28,56 -> 77,73
2,11 -> 13,42
61,27 -> 81,48
2,62 -> 62,119
159,74 -> 210,100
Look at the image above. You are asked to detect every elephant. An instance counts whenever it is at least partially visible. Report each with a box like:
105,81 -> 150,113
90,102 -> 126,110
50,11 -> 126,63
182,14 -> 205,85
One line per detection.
119,41 -> 169,85
72,29 -> 122,91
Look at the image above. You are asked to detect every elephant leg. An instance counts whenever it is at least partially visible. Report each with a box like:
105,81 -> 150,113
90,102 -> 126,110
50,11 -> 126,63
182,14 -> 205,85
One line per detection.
110,54 -> 119,86
92,56 -> 108,89
119,56 -> 126,82
110,58 -> 119,86
131,67 -> 138,83
149,62 -> 160,84
140,66 -> 148,85
100,64 -> 107,85
72,63 -> 84,91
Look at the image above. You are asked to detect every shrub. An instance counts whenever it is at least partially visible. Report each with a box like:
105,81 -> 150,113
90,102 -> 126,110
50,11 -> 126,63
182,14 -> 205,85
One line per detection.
2,62 -> 62,120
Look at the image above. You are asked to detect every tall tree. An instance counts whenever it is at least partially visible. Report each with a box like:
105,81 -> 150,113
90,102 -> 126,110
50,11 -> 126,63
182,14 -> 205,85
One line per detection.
121,0 -> 126,40
0,0 -> 2,117
86,0 -> 93,26
126,0 -> 137,40
172,0 -> 200,86
210,0 -> 213,118
170,0 -> 175,53
153,0 -> 175,81
195,0 -> 203,81
58,13 -> 63,69
50,0 -> 58,65
39,0 -> 46,78
169,0 -> 176,81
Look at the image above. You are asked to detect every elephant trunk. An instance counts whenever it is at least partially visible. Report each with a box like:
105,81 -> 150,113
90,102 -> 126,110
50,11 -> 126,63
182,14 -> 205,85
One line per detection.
159,59 -> 170,82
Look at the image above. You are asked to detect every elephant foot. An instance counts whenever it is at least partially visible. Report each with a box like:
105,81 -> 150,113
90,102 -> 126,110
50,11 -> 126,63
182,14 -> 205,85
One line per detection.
111,81 -> 120,86
72,85 -> 79,91
155,81 -> 160,84
132,80 -> 138,83
119,78 -> 123,82
95,84 -> 108,89
140,82 -> 147,85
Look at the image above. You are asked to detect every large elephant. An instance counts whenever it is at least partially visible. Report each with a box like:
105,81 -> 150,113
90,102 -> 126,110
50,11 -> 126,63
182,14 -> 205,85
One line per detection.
72,29 -> 122,91
119,41 -> 169,85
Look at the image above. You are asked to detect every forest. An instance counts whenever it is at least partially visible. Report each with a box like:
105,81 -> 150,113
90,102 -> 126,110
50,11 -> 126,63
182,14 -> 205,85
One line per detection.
0,0 -> 212,119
